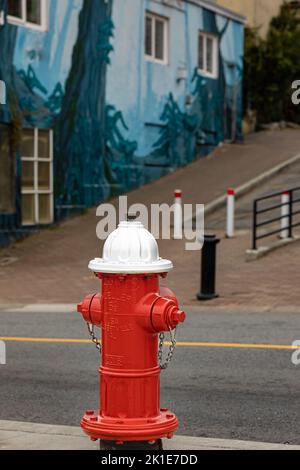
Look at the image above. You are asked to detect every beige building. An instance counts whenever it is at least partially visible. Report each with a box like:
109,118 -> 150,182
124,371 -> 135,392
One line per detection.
215,0 -> 284,36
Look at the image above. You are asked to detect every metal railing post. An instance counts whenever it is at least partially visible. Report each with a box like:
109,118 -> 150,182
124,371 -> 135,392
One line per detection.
280,192 -> 290,240
252,200 -> 257,250
289,190 -> 293,239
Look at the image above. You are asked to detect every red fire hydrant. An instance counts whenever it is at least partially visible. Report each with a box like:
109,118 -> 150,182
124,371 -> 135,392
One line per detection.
77,219 -> 185,450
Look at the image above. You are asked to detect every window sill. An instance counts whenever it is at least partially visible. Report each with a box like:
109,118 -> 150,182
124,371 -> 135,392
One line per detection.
22,222 -> 52,227
21,190 -> 52,195
7,16 -> 48,32
145,55 -> 168,66
197,69 -> 218,80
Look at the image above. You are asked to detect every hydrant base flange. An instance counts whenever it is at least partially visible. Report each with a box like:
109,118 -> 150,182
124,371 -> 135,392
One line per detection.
81,409 -> 178,442
100,439 -> 163,451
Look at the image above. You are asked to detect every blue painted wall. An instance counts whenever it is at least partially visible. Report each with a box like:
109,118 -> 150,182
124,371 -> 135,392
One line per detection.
0,0 -> 244,246
105,0 -> 244,190
13,0 -> 83,102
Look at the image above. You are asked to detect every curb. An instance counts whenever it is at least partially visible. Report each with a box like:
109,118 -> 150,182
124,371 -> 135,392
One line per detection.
1,421 -> 300,451
0,304 -> 77,314
188,151 -> 300,223
246,236 -> 300,262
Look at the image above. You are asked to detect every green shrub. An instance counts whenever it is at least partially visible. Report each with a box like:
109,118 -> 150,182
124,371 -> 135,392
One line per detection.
244,3 -> 300,126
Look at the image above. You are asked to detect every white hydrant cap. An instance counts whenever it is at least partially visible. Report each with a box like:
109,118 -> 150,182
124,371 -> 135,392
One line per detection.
89,221 -> 173,274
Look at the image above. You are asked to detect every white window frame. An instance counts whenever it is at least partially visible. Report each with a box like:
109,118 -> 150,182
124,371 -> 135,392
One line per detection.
7,0 -> 48,32
145,11 -> 169,65
198,32 -> 219,79
21,128 -> 54,226
0,80 -> 6,105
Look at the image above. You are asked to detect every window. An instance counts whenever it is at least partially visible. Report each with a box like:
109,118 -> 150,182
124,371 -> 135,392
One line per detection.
198,32 -> 218,78
145,12 -> 168,64
21,128 -> 54,226
7,0 -> 47,31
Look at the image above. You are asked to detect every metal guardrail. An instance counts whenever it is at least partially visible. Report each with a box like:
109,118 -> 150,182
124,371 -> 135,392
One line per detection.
252,186 -> 300,250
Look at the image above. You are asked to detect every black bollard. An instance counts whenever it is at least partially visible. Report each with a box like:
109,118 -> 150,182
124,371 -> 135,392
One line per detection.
197,234 -> 220,301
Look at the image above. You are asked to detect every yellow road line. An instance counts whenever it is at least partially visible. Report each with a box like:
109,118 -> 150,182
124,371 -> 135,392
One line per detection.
0,337 -> 90,344
0,337 -> 299,351
166,342 -> 300,350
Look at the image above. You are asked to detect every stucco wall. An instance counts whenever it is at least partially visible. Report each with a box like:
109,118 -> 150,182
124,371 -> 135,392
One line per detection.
216,0 -> 283,36
12,0 -> 83,100
106,0 -> 244,160
106,0 -> 190,157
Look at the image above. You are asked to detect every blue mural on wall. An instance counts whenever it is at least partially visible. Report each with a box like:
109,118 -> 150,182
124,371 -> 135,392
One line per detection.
0,0 -> 244,247
104,8 -> 244,188
105,105 -> 142,193
54,0 -> 114,217
143,9 -> 243,172
0,0 -> 115,245
0,0 -> 21,246
149,93 -> 198,168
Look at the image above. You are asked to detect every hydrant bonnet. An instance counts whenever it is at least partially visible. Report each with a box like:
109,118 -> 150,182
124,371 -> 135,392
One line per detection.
89,221 -> 173,274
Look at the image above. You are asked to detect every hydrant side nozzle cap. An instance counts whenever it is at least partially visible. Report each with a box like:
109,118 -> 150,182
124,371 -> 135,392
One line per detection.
175,310 -> 186,323
169,307 -> 186,326
89,221 -> 173,274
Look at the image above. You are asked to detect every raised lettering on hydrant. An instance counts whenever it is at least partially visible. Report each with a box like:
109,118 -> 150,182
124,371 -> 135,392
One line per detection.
77,219 -> 186,448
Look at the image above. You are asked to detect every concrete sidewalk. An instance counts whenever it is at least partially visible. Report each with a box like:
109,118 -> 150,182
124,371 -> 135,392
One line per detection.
1,421 -> 299,451
0,129 -> 300,306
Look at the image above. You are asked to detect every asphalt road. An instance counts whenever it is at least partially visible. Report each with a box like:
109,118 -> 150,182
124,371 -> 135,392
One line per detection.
0,308 -> 300,444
